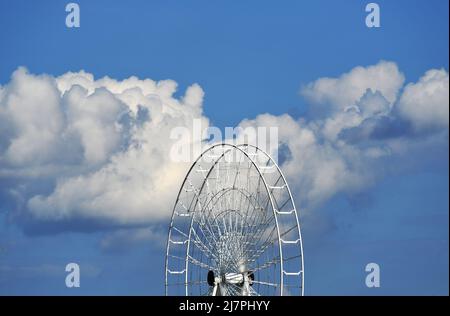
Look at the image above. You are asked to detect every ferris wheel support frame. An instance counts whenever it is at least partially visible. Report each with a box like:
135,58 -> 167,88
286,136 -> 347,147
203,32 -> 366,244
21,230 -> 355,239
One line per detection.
164,143 -> 305,296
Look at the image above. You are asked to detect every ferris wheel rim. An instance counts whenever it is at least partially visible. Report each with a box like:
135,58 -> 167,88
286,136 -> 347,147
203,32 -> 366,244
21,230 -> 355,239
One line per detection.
183,144 -> 283,296
165,143 -> 304,296
237,144 -> 305,295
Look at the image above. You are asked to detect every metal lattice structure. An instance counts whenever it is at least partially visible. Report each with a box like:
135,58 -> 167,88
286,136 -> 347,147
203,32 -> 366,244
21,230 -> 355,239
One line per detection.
165,144 -> 304,296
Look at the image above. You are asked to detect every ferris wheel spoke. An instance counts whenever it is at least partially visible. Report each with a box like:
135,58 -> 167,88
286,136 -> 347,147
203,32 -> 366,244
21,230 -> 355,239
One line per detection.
247,215 -> 277,248
246,226 -> 278,263
242,209 -> 274,249
232,157 -> 243,188
252,255 -> 281,273
170,251 -> 214,273
195,212 -> 221,246
218,238 -> 246,270
248,286 -> 261,296
190,239 -> 217,262
276,195 -> 292,213
171,280 -> 208,286
187,254 -> 215,270
202,206 -> 223,240
166,144 -> 304,297
249,236 -> 278,263
238,207 -> 264,242
197,213 -> 243,271
192,216 -> 217,247
190,226 -> 219,261
246,219 -> 277,254
225,282 -> 242,296
251,280 -> 279,288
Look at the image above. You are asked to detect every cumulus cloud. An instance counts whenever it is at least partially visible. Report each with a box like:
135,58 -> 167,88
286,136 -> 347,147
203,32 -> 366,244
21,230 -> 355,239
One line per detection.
240,63 -> 448,208
397,69 -> 449,131
238,113 -> 377,207
301,61 -> 405,115
0,68 -> 65,168
0,62 -> 448,239
0,67 -> 207,232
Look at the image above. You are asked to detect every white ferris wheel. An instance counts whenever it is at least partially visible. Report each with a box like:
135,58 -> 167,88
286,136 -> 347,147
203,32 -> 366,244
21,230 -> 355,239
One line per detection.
165,143 -> 304,296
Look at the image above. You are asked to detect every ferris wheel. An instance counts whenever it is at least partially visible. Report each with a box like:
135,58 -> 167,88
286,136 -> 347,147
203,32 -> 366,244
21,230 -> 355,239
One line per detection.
165,143 -> 304,296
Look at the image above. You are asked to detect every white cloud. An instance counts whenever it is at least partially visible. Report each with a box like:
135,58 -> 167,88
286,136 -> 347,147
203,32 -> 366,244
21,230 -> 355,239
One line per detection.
0,62 -> 448,236
397,69 -> 449,131
237,113 -> 375,208
0,68 -> 64,167
301,61 -> 404,113
0,67 -> 207,229
239,65 -> 448,209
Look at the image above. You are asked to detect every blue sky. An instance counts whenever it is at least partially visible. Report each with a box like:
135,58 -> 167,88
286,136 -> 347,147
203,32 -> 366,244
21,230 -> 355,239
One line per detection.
0,0 -> 448,295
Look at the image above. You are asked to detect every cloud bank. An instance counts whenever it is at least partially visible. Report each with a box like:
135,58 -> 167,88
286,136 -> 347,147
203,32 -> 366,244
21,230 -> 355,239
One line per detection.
0,61 -> 448,237
242,61 -> 448,208
0,67 -> 206,233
